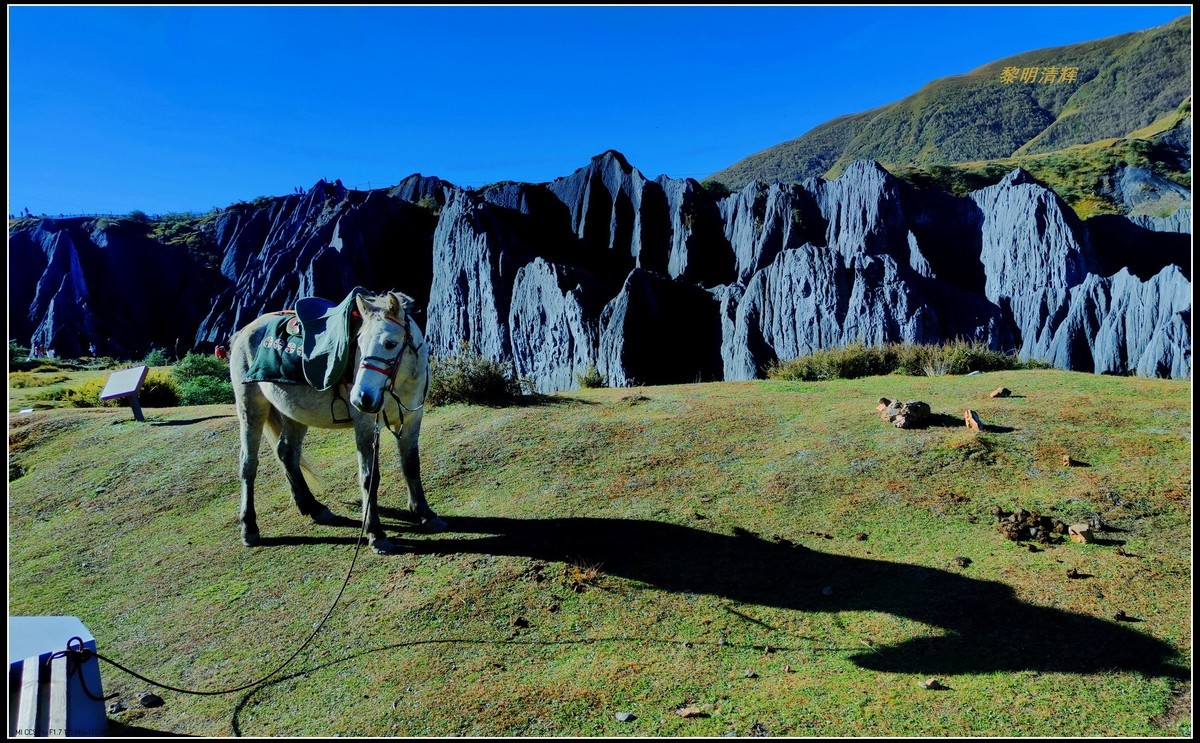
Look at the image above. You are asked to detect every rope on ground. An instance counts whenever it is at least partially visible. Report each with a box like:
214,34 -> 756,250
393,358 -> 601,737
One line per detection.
53,516 -> 368,697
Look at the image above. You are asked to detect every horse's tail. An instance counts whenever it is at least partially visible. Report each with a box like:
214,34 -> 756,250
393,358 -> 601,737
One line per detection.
263,408 -> 324,493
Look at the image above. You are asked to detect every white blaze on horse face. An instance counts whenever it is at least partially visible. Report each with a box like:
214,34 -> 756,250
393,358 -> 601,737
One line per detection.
350,314 -> 405,414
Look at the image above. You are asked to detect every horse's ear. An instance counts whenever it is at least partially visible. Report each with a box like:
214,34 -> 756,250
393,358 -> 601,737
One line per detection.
355,295 -> 371,317
389,291 -> 412,315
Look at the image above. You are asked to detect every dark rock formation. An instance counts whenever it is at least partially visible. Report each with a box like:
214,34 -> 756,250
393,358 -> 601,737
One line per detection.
1048,265 -> 1192,378
598,269 -> 723,387
508,258 -> 604,393
719,180 -> 825,284
197,180 -> 438,349
9,217 -> 224,358
546,150 -> 674,278
9,152 -> 1191,384
425,190 -> 525,361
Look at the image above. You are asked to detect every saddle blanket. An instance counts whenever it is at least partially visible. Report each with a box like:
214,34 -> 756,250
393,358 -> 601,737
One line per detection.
243,312 -> 306,384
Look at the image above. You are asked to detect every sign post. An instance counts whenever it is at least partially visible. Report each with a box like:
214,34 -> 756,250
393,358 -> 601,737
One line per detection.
99,365 -> 150,421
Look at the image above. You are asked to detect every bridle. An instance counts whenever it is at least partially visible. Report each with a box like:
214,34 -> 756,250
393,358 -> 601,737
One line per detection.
356,311 -> 430,431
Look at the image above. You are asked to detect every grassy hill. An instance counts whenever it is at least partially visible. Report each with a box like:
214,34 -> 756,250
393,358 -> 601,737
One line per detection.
7,371 -> 1192,736
711,15 -> 1191,192
889,97 -> 1192,219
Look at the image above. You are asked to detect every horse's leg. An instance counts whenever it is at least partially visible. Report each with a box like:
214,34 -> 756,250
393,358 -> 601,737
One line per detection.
234,384 -> 270,547
395,414 -> 447,533
355,417 -> 393,553
272,414 -> 335,524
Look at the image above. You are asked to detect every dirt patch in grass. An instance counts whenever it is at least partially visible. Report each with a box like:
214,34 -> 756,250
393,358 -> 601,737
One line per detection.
1150,683 -> 1191,733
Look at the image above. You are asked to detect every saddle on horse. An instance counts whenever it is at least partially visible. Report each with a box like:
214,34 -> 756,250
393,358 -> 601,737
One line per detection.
243,287 -> 367,390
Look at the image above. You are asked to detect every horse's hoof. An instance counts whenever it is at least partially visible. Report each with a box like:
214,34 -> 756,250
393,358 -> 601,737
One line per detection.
422,516 -> 449,534
242,532 -> 261,547
311,507 -> 336,524
370,538 -> 397,555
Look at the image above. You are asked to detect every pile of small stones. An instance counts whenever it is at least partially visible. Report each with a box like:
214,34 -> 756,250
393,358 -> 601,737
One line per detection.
993,507 -> 1068,544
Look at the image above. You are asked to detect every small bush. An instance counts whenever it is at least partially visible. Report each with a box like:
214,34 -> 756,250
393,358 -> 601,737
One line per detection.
171,352 -> 233,405
699,178 -> 732,199
575,362 -> 606,389
416,194 -> 441,215
428,349 -> 524,406
142,348 -> 170,367
35,378 -> 113,408
172,352 -> 228,383
901,340 -> 1028,376
178,376 -> 235,406
768,342 -> 899,381
8,372 -> 70,389
77,357 -> 120,372
137,371 -> 181,407
9,341 -> 30,366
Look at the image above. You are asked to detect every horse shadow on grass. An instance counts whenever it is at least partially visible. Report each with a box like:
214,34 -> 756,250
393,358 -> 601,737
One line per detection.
369,514 -> 1185,680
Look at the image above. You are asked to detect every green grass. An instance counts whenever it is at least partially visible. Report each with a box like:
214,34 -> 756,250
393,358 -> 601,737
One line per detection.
7,370 -> 1191,736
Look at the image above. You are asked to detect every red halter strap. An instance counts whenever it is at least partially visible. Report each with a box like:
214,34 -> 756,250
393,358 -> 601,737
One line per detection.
356,313 -> 422,384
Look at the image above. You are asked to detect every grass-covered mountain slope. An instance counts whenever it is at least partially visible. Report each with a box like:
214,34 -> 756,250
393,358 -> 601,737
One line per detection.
8,370 -> 1191,736
711,15 -> 1192,199
890,97 -> 1192,218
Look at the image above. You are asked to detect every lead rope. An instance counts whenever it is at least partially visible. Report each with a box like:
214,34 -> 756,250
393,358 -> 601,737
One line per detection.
52,313 -> 406,698
50,488 -> 373,698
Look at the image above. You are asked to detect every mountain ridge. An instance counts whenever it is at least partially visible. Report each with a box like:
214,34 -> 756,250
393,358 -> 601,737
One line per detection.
710,15 -> 1192,190
8,150 -> 1191,383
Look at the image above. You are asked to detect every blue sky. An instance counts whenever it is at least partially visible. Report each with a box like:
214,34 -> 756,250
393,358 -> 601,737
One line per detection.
7,5 -> 1191,216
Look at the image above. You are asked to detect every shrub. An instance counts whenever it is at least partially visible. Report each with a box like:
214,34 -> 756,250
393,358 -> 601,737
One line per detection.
171,352 -> 234,405
770,340 -> 1036,381
141,348 -> 170,367
899,340 -> 1028,376
768,342 -> 899,381
77,356 -> 119,372
575,362 -> 606,389
699,179 -> 732,199
9,341 -> 30,366
178,376 -> 235,406
127,209 -> 149,222
416,194 -> 441,215
428,348 -> 524,406
34,378 -> 113,408
172,352 -> 228,383
137,371 -> 180,407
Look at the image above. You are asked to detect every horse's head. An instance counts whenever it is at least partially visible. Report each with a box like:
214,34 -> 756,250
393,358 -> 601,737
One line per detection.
349,291 -> 423,414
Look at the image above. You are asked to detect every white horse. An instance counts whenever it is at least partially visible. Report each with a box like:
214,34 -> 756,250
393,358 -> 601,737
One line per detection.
229,290 -> 447,554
